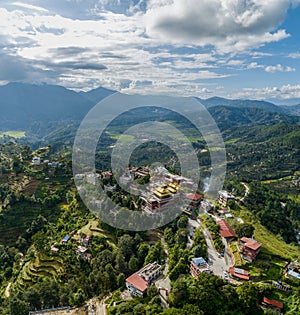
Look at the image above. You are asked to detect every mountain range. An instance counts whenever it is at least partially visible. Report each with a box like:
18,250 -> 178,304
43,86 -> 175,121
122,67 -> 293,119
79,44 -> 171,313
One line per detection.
0,82 -> 300,142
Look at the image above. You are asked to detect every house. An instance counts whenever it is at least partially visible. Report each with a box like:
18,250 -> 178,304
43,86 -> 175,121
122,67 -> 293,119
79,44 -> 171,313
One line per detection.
262,297 -> 284,313
287,269 -> 300,280
200,199 -> 213,213
102,171 -> 113,179
190,257 -> 210,277
126,262 -> 161,297
51,246 -> 59,256
286,261 -> 300,280
218,190 -> 235,206
32,157 -> 41,166
80,235 -> 91,247
229,267 -> 250,281
216,219 -> 237,240
61,235 -> 70,244
86,172 -> 100,185
239,237 -> 262,262
186,193 -> 203,208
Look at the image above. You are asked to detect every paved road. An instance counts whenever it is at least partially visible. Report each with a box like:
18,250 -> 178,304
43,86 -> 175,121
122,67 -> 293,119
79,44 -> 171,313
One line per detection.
188,218 -> 232,277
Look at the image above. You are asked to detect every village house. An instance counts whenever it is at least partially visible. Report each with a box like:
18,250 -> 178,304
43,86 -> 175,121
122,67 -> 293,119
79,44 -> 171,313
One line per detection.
126,262 -> 161,297
218,190 -> 235,206
239,237 -> 262,262
61,235 -> 70,244
32,156 -> 41,166
50,246 -> 59,256
229,267 -> 250,281
186,193 -> 203,209
216,219 -> 237,241
190,257 -> 210,277
262,297 -> 284,313
102,171 -> 113,179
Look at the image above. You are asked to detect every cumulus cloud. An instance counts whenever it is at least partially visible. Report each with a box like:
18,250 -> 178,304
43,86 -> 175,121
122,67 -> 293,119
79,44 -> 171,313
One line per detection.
230,84 -> 300,99
247,62 -> 295,72
145,0 -> 295,52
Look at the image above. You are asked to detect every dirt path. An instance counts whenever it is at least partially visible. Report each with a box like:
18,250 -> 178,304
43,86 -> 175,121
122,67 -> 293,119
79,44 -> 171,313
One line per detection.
4,282 -> 11,298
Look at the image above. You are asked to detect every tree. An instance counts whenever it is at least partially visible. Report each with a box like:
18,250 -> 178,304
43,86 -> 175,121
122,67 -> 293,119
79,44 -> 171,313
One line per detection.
128,256 -> 139,273
235,223 -> 255,238
177,216 -> 188,229
236,283 -> 261,315
117,234 -> 134,260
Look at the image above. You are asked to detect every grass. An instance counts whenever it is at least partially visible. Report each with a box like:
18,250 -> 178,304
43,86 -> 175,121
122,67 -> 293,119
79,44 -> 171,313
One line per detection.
0,130 -> 26,138
225,138 -> 241,144
109,134 -> 135,143
233,206 -> 300,260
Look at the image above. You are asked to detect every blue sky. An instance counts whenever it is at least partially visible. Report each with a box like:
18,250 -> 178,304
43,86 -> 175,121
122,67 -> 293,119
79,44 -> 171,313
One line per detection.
1,0 -> 300,100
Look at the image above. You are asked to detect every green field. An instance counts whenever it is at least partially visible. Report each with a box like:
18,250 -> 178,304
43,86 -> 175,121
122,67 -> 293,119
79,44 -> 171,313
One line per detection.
233,206 -> 300,260
0,130 -> 26,138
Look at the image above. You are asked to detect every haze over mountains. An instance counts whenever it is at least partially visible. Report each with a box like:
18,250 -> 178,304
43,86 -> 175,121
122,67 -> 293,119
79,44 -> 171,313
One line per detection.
0,82 -> 299,140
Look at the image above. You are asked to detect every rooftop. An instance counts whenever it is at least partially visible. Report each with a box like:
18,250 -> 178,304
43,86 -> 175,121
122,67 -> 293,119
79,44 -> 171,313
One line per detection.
126,273 -> 148,292
186,193 -> 203,201
216,220 -> 237,238
192,257 -> 207,266
263,297 -> 284,310
229,267 -> 250,281
240,237 -> 262,251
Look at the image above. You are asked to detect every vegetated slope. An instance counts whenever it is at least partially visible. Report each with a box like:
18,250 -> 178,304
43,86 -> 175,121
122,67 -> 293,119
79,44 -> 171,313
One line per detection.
208,105 -> 300,130
225,124 -> 300,181
199,96 -> 284,113
0,82 -> 93,130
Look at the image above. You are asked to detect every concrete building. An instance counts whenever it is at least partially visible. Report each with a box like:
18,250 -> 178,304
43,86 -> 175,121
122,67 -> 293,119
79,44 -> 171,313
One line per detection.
239,237 -> 262,262
126,262 -> 161,297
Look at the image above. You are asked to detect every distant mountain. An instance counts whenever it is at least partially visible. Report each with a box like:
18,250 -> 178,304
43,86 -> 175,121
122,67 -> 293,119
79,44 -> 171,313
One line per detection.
267,97 -> 300,106
280,104 -> 300,116
79,86 -> 116,103
208,105 -> 300,130
198,96 -> 284,113
0,82 -> 94,130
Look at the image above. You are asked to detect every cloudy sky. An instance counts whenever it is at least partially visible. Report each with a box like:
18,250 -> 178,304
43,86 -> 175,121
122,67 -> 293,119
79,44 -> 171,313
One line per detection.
1,0 -> 300,100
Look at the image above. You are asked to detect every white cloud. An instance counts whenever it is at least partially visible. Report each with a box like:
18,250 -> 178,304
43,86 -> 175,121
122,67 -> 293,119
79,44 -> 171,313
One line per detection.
0,1 -> 299,95
247,62 -> 295,72
145,0 -> 295,52
229,84 -> 300,99
12,2 -> 48,12
265,64 -> 295,72
288,52 -> 300,58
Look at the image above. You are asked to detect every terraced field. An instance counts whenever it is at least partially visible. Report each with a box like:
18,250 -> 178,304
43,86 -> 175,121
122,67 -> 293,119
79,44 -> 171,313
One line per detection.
15,253 -> 64,291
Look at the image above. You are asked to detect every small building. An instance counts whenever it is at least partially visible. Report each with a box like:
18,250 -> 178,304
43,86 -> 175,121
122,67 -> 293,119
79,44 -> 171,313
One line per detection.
32,157 -> 41,166
216,219 -> 237,241
262,297 -> 284,313
126,262 -> 161,297
86,172 -> 100,185
287,269 -> 300,280
81,235 -> 91,247
51,246 -> 59,256
186,193 -> 203,208
102,171 -> 113,179
61,235 -> 70,244
239,237 -> 262,262
190,257 -> 210,277
218,191 -> 235,206
229,267 -> 250,281
200,199 -> 213,213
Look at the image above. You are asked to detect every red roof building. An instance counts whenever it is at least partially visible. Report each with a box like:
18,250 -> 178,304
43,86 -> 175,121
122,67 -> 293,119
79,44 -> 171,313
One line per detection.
216,220 -> 237,240
126,262 -> 161,297
240,237 -> 262,262
126,273 -> 148,296
229,267 -> 250,281
186,193 -> 203,208
262,297 -> 284,311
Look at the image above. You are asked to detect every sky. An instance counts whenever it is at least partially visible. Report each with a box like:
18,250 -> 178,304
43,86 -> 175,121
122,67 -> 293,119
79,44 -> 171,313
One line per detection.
1,0 -> 300,100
